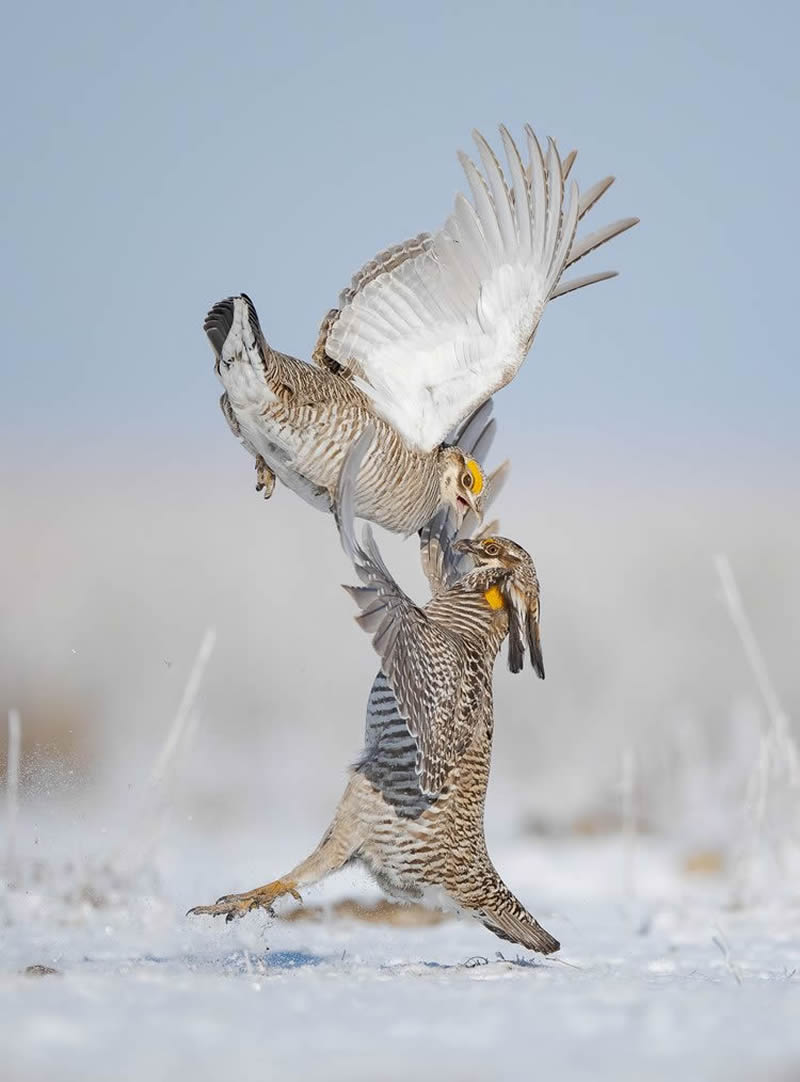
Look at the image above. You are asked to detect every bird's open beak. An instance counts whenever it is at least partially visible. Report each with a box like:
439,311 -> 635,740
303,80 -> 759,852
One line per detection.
455,489 -> 483,526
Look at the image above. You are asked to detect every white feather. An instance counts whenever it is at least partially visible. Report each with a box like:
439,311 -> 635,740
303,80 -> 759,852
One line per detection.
325,124 -> 636,453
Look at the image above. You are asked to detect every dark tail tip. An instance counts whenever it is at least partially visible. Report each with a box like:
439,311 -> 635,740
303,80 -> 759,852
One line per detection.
204,293 -> 263,358
483,915 -> 560,955
203,296 -> 236,356
539,930 -> 560,954
527,611 -> 545,680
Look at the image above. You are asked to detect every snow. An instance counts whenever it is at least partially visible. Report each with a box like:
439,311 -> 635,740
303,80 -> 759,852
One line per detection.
3,829 -> 800,1082
2,474 -> 798,1080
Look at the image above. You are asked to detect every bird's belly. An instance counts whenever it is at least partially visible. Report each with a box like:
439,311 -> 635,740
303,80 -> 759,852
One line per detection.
230,402 -> 433,533
234,405 -> 332,483
356,804 -> 446,894
238,403 -> 348,480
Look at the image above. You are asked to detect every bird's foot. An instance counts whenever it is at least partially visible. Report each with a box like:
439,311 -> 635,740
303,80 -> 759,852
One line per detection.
255,455 -> 276,499
188,877 -> 302,922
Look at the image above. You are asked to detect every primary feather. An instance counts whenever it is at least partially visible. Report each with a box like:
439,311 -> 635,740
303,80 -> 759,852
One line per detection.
325,124 -> 637,453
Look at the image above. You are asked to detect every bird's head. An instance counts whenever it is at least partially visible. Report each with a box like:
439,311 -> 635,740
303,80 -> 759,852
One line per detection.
438,447 -> 485,526
452,535 -> 545,679
452,534 -> 529,571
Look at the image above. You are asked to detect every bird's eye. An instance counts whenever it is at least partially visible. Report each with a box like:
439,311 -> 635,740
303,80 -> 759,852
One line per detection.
462,472 -> 473,489
483,543 -> 500,557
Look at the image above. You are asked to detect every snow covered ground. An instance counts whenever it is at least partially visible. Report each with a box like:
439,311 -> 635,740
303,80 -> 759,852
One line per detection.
3,824 -> 800,1082
2,475 -> 798,1080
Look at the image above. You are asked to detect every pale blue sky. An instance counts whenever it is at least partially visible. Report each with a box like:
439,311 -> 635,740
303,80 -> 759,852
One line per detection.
2,0 -> 798,486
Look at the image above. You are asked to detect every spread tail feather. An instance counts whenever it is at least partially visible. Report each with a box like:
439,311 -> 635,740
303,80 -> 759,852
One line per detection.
203,293 -> 269,372
204,293 -> 275,411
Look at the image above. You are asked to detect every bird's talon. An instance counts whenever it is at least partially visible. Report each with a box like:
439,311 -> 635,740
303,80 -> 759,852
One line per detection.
254,456 -> 276,499
188,878 -> 300,923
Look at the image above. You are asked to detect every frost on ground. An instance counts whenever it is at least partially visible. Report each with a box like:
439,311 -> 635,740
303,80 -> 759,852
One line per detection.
2,822 -> 800,1082
4,625 -> 800,1082
2,483 -> 799,1080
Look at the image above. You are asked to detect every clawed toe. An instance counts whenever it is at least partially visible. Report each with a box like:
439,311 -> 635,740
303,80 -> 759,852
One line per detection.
187,878 -> 302,922
255,456 -> 276,499
186,902 -> 224,918
186,898 -> 256,920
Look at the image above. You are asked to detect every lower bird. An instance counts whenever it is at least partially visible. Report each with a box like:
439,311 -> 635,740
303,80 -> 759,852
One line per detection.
189,431 -> 557,954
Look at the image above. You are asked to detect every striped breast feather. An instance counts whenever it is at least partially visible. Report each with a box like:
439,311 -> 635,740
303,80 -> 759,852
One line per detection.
335,430 -> 473,795
324,124 -> 637,453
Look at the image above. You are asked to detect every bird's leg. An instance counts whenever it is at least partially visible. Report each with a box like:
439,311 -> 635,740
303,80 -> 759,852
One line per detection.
187,877 -> 302,922
188,782 -> 367,923
255,455 -> 276,499
219,393 -> 276,500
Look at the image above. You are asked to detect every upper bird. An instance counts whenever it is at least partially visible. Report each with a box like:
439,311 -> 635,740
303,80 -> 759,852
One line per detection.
205,123 -> 637,535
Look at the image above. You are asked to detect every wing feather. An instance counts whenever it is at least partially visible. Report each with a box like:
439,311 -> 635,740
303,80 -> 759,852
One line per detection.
452,193 -> 494,282
567,216 -> 639,268
325,124 -> 637,452
458,151 -> 505,266
526,124 -> 548,264
449,397 -> 494,451
340,233 -> 433,307
499,124 -> 532,260
579,176 -> 614,220
543,138 -> 563,262
551,269 -> 619,299
469,418 -> 496,468
473,131 -> 516,259
335,432 -> 469,795
562,147 -> 577,181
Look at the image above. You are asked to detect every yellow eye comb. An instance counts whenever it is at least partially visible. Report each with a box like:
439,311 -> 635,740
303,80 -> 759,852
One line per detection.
466,459 -> 484,495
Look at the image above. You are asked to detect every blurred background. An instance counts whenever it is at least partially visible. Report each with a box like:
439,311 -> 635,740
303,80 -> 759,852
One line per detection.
1,0 -> 798,898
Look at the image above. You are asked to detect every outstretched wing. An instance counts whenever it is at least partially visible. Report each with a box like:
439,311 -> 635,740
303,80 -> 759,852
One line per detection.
313,235 -> 433,375
336,431 -> 469,795
324,124 -> 637,451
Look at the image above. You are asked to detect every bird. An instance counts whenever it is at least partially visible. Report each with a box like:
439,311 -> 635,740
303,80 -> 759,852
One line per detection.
188,430 -> 558,954
205,122 -> 637,535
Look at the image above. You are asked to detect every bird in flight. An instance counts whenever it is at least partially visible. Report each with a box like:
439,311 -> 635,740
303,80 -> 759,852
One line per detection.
204,123 -> 637,535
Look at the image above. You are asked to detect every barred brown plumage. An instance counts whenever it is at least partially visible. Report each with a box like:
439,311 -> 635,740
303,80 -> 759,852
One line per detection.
206,293 -> 481,534
188,432 -> 557,955
205,122 -> 636,536
189,120 -> 637,955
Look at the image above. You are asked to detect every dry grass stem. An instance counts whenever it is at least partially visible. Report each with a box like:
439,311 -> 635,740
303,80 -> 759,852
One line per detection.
5,709 -> 21,883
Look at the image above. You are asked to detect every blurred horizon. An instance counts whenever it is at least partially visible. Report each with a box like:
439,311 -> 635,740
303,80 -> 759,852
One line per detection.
3,8 -> 799,1078
1,0 -> 798,852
